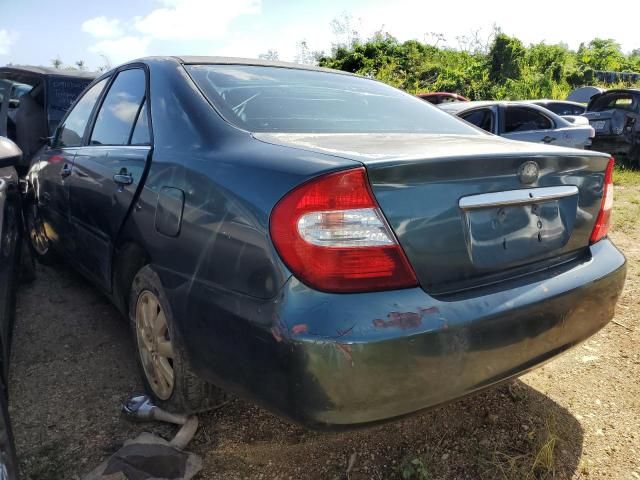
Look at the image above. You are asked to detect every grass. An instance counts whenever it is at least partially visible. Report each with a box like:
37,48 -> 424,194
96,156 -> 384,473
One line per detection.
486,417 -> 562,480
613,165 -> 640,187
612,166 -> 640,235
399,457 -> 431,480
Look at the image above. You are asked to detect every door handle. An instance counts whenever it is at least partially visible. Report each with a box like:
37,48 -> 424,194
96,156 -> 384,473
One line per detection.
113,173 -> 134,186
542,136 -> 556,144
60,163 -> 72,178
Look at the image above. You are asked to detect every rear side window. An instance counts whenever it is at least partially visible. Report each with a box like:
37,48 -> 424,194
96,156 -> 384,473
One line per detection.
90,69 -> 146,146
461,108 -> 493,132
58,78 -> 108,147
504,107 -> 553,133
186,64 -> 480,135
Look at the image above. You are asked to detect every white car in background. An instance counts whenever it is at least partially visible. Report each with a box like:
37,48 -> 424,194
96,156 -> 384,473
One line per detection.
439,100 -> 595,149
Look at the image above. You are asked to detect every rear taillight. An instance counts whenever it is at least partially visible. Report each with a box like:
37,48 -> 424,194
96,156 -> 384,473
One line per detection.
270,167 -> 418,293
590,157 -> 614,244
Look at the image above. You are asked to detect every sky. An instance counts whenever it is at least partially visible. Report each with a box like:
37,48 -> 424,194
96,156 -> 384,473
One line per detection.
1,0 -> 639,70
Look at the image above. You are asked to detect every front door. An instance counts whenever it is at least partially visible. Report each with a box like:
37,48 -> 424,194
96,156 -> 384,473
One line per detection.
501,105 -> 559,146
66,67 -> 151,289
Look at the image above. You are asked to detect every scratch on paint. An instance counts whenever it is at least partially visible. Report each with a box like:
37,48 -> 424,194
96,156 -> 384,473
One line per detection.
335,324 -> 355,338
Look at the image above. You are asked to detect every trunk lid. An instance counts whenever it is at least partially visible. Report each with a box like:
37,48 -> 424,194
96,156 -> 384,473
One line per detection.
255,133 -> 610,294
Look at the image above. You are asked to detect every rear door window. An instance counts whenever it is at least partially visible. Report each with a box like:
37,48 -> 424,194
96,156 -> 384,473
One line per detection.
90,68 -> 146,146
460,108 -> 493,132
504,107 -> 553,133
130,100 -> 150,145
57,78 -> 108,147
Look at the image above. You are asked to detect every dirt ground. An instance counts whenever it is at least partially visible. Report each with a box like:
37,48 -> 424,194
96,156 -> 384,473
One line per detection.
8,184 -> 640,480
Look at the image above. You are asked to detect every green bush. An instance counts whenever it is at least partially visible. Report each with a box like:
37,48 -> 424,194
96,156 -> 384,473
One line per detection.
318,32 -> 640,100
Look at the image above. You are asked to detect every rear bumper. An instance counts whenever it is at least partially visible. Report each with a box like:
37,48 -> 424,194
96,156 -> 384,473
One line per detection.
185,239 -> 626,428
591,135 -> 634,155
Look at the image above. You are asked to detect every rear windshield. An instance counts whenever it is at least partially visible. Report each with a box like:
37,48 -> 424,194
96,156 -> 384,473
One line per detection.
589,93 -> 639,113
186,64 -> 479,135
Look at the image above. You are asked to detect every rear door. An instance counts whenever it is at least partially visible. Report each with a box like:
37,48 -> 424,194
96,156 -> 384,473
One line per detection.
33,78 -> 109,256
501,105 -> 559,145
67,67 -> 151,289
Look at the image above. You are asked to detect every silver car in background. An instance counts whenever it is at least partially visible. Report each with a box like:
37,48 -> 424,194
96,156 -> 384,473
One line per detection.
439,100 -> 595,149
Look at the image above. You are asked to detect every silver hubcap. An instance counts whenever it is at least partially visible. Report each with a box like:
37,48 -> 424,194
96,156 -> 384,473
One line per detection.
135,291 -> 175,400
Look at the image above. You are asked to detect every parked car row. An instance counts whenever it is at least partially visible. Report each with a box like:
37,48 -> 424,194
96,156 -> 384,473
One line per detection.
420,87 -> 640,164
438,100 -> 595,150
11,57 -> 623,433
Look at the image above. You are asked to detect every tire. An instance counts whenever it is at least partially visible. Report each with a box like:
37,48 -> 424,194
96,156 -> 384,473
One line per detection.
129,265 -> 226,414
23,199 -> 58,265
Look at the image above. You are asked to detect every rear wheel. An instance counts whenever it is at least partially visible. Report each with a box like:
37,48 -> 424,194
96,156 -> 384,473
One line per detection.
129,265 -> 227,413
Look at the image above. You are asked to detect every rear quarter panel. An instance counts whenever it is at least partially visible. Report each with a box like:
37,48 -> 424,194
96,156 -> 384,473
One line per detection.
116,58 -> 361,362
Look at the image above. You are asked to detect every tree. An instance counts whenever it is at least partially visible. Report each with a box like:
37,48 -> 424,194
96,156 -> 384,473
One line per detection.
295,40 -> 322,66
75,60 -> 86,71
97,54 -> 112,73
329,12 -> 360,51
488,33 -> 525,83
577,38 -> 624,71
51,56 -> 63,69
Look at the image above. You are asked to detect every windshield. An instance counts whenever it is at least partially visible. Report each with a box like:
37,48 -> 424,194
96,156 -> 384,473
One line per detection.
186,64 -> 480,135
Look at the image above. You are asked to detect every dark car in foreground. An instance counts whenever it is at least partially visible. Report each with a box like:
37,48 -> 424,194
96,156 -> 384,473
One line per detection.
0,138 -> 26,479
584,89 -> 640,165
25,57 -> 625,428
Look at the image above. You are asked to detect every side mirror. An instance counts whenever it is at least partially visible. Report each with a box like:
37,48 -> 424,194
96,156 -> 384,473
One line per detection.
0,137 -> 22,168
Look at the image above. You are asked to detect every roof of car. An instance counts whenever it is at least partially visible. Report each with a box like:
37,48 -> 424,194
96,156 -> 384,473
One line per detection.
0,65 -> 97,79
171,56 -> 354,76
440,100 -> 572,112
438,100 -> 498,112
529,99 -> 585,106
594,88 -> 640,95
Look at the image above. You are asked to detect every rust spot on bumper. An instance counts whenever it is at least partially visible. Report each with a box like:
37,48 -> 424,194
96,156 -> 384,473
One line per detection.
373,306 -> 439,329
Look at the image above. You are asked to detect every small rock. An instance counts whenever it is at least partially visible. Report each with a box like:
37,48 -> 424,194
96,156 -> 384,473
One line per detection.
441,453 -> 450,461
